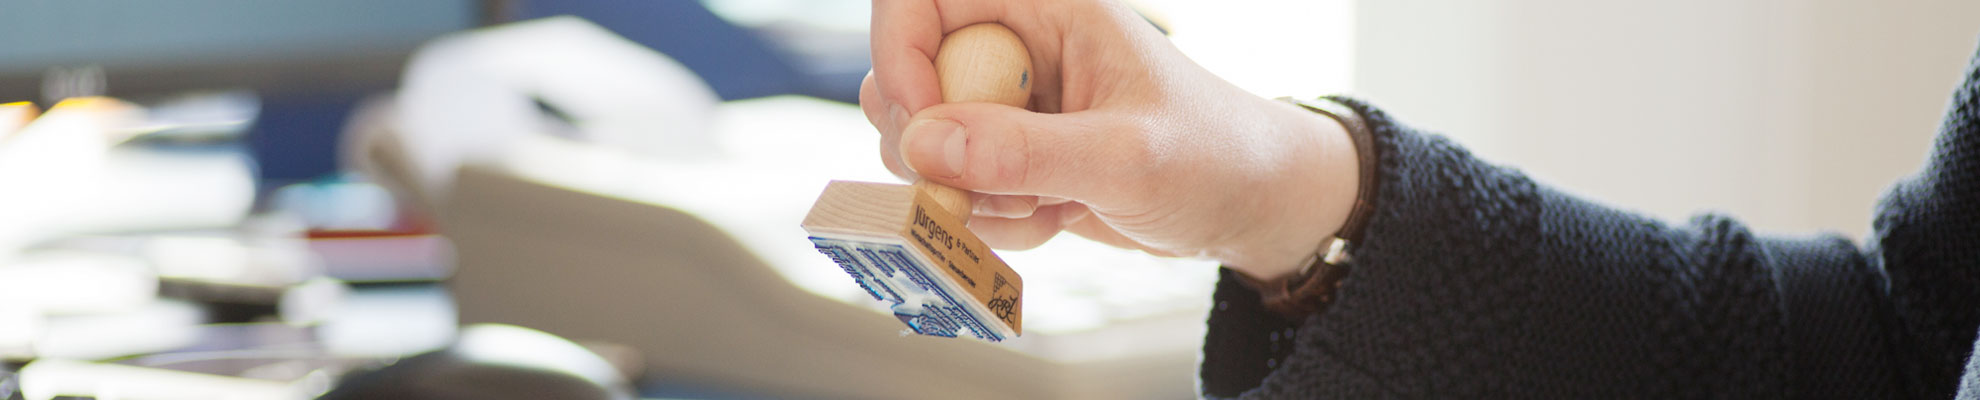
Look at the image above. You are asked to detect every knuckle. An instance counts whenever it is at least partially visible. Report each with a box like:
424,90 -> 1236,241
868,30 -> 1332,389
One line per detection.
995,120 -> 1039,191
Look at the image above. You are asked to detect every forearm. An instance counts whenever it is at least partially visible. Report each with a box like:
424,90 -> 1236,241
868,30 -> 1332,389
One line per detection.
1202,98 -> 1899,398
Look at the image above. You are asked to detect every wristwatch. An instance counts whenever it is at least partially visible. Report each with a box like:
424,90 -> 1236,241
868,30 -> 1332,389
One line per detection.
1237,96 -> 1382,319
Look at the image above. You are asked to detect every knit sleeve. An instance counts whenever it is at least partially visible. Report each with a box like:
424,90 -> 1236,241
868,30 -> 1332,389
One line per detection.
1882,41 -> 1980,400
1200,97 -> 1912,398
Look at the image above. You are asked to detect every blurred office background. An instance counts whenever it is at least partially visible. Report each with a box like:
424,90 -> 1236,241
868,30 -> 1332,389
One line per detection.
0,1 -> 1974,399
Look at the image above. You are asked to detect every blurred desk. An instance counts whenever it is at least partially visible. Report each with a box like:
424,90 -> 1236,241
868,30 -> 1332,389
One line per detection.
1,283 -> 458,400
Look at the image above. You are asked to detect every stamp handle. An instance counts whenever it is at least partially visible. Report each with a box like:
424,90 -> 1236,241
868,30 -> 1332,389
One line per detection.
918,23 -> 1033,216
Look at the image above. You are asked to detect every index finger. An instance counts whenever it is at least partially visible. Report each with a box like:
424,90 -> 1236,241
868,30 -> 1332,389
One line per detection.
869,0 -> 1013,114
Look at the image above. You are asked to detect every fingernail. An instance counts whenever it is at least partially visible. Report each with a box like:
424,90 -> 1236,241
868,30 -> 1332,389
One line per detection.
974,196 -> 1032,218
972,196 -> 996,216
1060,205 -> 1088,226
903,119 -> 965,178
888,104 -> 909,133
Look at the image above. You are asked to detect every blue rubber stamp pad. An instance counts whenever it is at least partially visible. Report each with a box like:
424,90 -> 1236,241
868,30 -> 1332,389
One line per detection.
802,181 -> 1023,341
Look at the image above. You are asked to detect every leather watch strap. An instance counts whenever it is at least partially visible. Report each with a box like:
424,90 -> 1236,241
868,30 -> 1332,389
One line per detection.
1239,97 -> 1381,320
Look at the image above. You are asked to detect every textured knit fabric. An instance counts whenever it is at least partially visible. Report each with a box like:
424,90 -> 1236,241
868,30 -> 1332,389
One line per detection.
1201,43 -> 1980,398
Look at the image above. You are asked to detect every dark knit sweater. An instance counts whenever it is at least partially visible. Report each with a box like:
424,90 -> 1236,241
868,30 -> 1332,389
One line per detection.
1201,44 -> 1980,398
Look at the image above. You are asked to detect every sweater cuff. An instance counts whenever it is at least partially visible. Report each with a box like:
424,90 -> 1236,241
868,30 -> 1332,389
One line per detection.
1200,268 -> 1302,398
1198,96 -> 1420,397
1199,96 -> 1539,397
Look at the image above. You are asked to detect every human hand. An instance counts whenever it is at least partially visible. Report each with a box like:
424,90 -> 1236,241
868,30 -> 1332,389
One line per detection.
860,0 -> 1362,279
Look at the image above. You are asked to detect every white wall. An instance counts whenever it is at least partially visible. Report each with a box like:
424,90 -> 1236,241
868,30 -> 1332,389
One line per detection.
1138,0 -> 1356,98
1354,0 -> 1980,239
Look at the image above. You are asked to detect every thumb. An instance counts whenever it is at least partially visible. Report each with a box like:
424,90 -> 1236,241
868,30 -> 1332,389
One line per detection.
901,102 -> 1132,202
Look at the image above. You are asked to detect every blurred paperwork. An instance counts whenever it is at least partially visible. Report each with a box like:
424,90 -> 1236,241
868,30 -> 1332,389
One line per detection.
0,95 -> 443,400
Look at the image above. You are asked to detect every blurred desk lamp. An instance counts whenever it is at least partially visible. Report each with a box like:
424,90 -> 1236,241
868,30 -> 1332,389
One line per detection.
390,16 -> 720,201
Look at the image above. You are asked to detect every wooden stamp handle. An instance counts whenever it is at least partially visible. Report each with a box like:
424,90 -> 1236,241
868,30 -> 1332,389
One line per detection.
917,23 -> 1033,216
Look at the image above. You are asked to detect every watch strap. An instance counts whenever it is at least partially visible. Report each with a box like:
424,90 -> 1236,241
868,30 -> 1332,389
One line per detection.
1239,96 -> 1382,320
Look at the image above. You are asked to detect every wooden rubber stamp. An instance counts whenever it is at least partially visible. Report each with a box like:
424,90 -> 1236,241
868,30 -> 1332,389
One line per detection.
802,23 -> 1031,341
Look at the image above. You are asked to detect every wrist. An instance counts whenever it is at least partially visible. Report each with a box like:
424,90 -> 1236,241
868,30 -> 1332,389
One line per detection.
1219,97 -> 1361,280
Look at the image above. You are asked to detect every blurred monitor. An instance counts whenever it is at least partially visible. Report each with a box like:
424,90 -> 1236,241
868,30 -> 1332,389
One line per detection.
0,1 -> 491,100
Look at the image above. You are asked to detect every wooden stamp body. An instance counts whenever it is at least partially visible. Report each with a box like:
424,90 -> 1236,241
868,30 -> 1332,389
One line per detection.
803,181 -> 1023,340
803,23 -> 1032,341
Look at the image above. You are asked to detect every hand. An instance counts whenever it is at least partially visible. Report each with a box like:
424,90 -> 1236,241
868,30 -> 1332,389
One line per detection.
859,0 -> 1362,279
